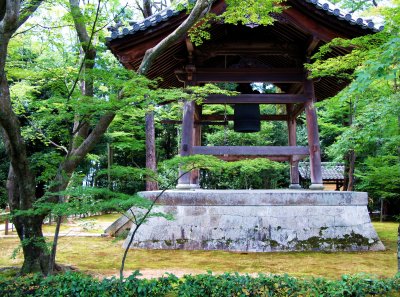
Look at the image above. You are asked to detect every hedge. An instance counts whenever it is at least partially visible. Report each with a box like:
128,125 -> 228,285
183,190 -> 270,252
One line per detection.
0,271 -> 399,296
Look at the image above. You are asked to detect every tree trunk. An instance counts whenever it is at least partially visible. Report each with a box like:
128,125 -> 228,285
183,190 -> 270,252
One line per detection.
398,223 -> 400,272
1,0 -> 47,275
7,166 -> 49,275
346,149 -> 356,191
14,215 -> 49,275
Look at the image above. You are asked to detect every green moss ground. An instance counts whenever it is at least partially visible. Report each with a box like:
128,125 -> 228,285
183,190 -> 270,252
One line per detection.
0,221 -> 397,279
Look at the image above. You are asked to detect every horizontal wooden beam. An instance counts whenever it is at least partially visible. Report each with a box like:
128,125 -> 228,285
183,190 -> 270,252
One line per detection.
217,155 -> 308,162
195,42 -> 301,56
202,114 -> 289,121
161,120 -> 228,126
204,94 -> 308,104
175,68 -> 304,83
161,114 -> 288,125
192,146 -> 309,156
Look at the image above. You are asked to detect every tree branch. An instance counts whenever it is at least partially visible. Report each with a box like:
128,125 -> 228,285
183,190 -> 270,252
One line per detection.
17,0 -> 43,30
138,0 -> 210,75
65,112 -> 116,173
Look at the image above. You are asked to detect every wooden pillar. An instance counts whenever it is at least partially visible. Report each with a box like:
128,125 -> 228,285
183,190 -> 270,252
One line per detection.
190,104 -> 202,187
176,100 -> 196,189
304,78 -> 324,190
287,104 -> 301,189
145,111 -> 158,191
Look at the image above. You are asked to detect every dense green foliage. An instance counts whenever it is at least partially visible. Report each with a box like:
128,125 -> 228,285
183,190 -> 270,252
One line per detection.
307,0 -> 400,210
0,271 -> 399,297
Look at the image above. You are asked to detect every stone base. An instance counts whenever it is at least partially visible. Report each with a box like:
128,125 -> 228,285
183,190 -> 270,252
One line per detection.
289,184 -> 302,189
121,190 -> 385,252
309,184 -> 325,190
176,183 -> 200,190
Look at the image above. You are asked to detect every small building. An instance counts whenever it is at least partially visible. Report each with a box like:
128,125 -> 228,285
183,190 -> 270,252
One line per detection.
299,162 -> 344,191
105,0 -> 384,252
106,0 -> 381,191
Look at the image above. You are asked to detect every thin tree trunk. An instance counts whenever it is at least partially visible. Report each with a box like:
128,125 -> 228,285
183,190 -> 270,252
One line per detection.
398,224 -> 400,272
347,149 -> 356,191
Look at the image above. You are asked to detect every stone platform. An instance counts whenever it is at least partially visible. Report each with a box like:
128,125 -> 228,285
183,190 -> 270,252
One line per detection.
119,190 -> 384,252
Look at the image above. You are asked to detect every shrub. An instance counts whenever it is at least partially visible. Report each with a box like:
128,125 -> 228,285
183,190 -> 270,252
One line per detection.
0,271 -> 399,297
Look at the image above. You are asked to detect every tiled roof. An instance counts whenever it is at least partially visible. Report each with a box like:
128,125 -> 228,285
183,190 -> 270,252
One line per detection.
298,162 -> 345,180
106,0 -> 383,42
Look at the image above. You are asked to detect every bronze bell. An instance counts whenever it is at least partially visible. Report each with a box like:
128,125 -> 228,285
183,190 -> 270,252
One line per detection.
234,104 -> 261,133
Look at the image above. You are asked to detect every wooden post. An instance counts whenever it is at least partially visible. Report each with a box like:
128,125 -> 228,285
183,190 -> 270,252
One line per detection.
146,111 -> 159,191
287,105 -> 301,189
107,142 -> 113,190
176,100 -> 195,189
190,104 -> 202,187
304,78 -> 324,190
4,206 -> 9,235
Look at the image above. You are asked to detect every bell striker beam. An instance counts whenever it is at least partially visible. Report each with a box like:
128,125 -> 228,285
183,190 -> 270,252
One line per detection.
304,76 -> 324,190
145,111 -> 159,190
287,104 -> 301,189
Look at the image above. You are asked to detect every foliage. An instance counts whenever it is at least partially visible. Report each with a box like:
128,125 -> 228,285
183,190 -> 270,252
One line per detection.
307,0 -> 400,204
0,271 -> 399,297
187,0 -> 285,45
357,156 -> 400,201
222,0 -> 285,26
159,155 -> 287,189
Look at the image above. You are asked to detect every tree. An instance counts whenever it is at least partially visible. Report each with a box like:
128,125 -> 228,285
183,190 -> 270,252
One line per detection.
1,0 -> 153,274
1,0 -> 288,275
308,0 -> 399,193
1,0 -> 49,275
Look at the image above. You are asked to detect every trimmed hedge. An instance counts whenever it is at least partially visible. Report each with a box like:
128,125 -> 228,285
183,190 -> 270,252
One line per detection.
0,271 -> 399,296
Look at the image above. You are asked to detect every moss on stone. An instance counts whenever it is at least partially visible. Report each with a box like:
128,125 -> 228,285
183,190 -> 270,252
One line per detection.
319,226 -> 328,236
292,232 -> 375,250
262,239 -> 280,248
176,239 -> 188,245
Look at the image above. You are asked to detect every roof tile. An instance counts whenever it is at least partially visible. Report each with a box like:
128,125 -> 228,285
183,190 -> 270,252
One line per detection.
108,0 -> 383,41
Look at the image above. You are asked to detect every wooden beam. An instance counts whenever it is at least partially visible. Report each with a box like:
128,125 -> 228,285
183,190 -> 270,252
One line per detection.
216,155 -> 308,162
283,7 -> 347,42
195,42 -> 301,56
161,114 -> 289,125
202,114 -> 289,121
177,100 -> 195,187
203,94 -> 308,104
292,104 -> 305,118
145,112 -> 158,191
175,68 -> 304,83
306,36 -> 320,56
191,105 -> 202,186
304,79 -> 323,188
192,146 -> 309,156
287,105 -> 300,187
161,120 -> 228,125
287,83 -> 303,95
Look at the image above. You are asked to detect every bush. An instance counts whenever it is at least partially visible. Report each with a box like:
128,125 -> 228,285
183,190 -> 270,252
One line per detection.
0,271 -> 399,297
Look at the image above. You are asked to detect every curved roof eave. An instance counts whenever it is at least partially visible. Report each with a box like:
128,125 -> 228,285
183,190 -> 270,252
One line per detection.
106,0 -> 383,43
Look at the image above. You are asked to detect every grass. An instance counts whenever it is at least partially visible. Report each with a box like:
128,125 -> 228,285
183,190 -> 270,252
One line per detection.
0,220 -> 397,279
